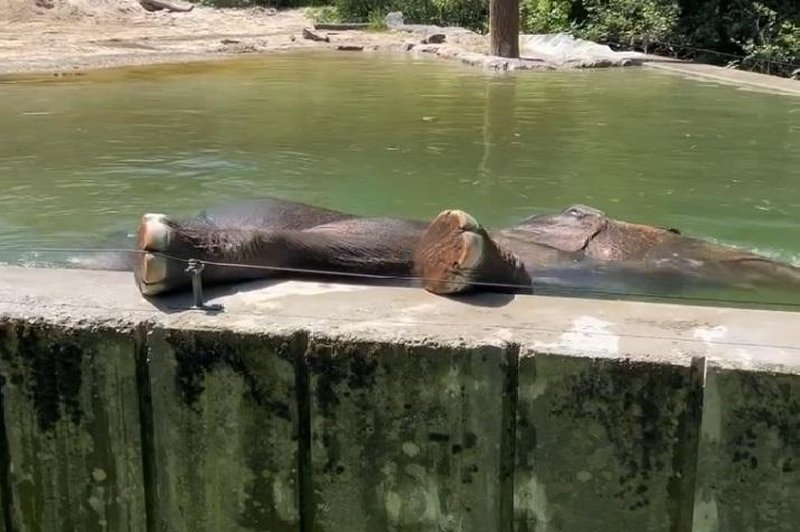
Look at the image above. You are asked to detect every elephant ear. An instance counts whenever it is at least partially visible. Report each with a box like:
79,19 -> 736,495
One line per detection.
516,205 -> 608,252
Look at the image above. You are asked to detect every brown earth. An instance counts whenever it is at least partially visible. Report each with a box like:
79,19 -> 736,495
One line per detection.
2,0 -> 796,94
0,1 -> 492,76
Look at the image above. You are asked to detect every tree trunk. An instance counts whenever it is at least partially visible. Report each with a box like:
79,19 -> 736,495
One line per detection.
489,0 -> 520,58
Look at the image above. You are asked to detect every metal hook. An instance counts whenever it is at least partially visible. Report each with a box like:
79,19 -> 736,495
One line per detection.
185,259 -> 224,312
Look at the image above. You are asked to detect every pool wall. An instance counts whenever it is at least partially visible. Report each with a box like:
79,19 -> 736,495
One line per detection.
0,266 -> 798,531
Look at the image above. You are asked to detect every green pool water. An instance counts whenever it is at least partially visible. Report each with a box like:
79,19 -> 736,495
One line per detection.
0,52 -> 798,304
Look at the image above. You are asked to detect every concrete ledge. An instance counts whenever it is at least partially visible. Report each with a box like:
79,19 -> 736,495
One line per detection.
0,266 -> 798,530
645,61 -> 800,97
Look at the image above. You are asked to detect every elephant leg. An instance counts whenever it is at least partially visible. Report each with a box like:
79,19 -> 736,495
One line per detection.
135,210 -> 532,297
135,214 -> 271,295
414,210 -> 531,294
134,213 -> 420,296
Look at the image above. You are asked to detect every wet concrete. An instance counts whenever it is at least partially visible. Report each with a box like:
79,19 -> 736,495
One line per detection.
0,266 -> 798,531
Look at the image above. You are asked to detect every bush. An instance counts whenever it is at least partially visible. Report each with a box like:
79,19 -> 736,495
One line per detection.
195,0 -> 252,7
578,0 -> 680,53
367,8 -> 389,30
307,5 -> 342,22
196,0 -> 800,77
331,0 -> 384,21
196,0 -> 327,7
521,0 -> 574,34
726,2 -> 799,76
332,0 -> 488,32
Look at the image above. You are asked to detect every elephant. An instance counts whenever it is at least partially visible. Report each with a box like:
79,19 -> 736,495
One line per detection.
125,196 -> 800,300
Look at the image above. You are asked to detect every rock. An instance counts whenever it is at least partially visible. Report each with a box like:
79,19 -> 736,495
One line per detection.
792,68 -> 800,80
138,0 -> 194,13
421,33 -> 446,44
337,45 -> 364,52
385,11 -> 404,29
302,27 -> 330,43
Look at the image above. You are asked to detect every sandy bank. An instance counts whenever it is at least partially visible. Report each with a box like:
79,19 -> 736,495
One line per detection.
1,1 -> 797,96
0,2 -> 640,76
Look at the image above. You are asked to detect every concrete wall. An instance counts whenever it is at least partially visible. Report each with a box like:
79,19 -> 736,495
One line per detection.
0,266 -> 798,532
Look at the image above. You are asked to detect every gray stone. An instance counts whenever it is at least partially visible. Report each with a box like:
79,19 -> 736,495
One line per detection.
385,11 -> 404,29
0,319 -> 146,531
302,27 -> 330,43
422,34 -> 446,44
514,352 -> 703,532
308,338 -> 516,531
693,365 -> 800,532
146,327 -> 304,531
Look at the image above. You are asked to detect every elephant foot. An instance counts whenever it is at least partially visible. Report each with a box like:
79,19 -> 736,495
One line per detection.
414,210 -> 531,295
134,213 -> 188,296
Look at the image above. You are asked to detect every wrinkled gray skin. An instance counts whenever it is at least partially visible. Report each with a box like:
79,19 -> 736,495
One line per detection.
76,197 -> 800,296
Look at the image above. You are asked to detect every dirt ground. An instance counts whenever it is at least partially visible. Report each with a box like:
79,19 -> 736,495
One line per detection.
0,0 -> 490,75
2,0 -> 796,94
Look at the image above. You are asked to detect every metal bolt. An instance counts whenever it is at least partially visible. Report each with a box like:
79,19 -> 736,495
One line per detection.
185,259 -> 223,312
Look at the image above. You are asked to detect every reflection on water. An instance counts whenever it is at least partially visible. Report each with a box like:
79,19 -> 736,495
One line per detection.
0,52 -> 798,305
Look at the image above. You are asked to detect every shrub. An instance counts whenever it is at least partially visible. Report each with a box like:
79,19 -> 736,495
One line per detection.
194,0 -> 800,77
332,0 -> 488,32
307,5 -> 342,22
332,0 -> 385,21
195,0 -> 252,7
728,2 -> 799,76
578,0 -> 680,53
521,0 -> 575,34
367,8 -> 389,30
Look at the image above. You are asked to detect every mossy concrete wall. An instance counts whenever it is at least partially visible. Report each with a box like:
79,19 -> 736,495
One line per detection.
0,266 -> 798,532
0,322 -> 146,532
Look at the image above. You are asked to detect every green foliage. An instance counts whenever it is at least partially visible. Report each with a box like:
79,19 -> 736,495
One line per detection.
521,0 -> 574,34
196,0 -> 325,7
195,0 -> 251,7
520,0 -> 799,75
367,8 -> 389,31
331,0 -> 383,21
195,0 -> 800,76
331,0 -> 488,32
579,0 -> 680,52
425,0 -> 488,32
729,2 -> 799,75
670,0 -> 799,76
307,5 -> 342,22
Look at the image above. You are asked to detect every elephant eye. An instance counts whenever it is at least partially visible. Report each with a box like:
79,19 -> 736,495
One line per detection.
564,204 -> 604,219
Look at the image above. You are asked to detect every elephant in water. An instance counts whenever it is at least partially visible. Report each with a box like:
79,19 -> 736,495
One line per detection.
123,197 -> 800,298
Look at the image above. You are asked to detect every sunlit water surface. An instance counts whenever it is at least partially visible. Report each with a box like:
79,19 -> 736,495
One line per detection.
0,53 -> 798,306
